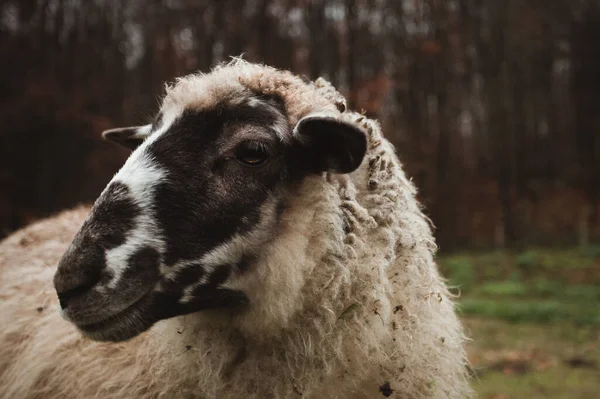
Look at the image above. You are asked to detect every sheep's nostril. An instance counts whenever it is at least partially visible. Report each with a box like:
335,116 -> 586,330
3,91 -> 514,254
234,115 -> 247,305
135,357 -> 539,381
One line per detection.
55,270 -> 102,310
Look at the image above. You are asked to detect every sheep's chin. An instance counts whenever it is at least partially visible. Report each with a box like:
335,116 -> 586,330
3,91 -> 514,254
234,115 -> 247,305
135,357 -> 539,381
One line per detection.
75,291 -> 156,342
77,318 -> 152,342
75,288 -> 250,342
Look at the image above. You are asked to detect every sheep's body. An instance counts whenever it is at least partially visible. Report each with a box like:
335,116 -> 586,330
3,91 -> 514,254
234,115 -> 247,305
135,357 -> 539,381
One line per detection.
0,62 -> 471,398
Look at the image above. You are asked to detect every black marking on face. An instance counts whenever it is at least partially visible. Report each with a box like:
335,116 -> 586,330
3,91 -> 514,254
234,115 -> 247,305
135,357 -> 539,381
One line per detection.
56,89 -> 370,342
205,265 -> 231,288
252,92 -> 287,115
163,265 -> 206,293
98,268 -> 115,286
275,199 -> 285,219
146,99 -> 290,266
87,182 -> 141,250
151,288 -> 249,324
236,254 -> 257,274
121,246 -> 161,287
54,182 -> 141,309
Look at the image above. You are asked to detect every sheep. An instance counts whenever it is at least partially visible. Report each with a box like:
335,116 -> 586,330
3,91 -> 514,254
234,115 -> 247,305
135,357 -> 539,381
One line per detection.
0,59 -> 472,399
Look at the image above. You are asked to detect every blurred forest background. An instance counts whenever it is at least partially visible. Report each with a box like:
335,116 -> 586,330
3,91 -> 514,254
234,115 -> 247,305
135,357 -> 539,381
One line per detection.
1,1 -> 599,398
1,0 -> 600,251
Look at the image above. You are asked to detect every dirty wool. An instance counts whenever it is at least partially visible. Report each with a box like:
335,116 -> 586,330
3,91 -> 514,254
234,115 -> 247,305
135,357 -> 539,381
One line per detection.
0,60 -> 471,398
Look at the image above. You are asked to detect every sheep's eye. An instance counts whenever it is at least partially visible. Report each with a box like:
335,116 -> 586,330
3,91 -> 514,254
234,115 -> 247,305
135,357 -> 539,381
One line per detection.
235,142 -> 269,166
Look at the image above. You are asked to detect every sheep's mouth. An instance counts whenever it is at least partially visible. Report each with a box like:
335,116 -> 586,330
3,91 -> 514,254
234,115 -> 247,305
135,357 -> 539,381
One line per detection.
73,288 -> 250,342
76,305 -> 138,332
74,291 -> 154,342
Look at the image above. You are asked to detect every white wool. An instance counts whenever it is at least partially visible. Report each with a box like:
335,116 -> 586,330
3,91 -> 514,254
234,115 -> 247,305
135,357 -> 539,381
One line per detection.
0,61 -> 472,399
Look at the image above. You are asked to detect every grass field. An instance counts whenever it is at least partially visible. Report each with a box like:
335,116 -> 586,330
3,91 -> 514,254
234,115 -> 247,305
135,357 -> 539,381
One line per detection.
437,248 -> 600,398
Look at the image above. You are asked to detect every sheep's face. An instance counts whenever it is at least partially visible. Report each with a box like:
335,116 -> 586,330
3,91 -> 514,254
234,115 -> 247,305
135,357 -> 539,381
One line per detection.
53,92 -> 367,342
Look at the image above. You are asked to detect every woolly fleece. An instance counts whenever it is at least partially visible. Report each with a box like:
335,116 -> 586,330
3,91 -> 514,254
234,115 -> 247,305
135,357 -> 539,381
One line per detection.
0,60 -> 471,399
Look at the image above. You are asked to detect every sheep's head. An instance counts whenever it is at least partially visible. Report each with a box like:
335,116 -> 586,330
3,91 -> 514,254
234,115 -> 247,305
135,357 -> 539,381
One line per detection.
53,65 -> 367,342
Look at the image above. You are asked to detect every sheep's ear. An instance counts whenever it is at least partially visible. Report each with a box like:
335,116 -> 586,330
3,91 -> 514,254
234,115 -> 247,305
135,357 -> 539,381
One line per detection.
293,114 -> 367,174
102,124 -> 152,150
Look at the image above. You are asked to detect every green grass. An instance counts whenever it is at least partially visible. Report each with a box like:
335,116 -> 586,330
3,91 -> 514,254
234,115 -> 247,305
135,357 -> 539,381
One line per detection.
440,247 -> 600,284
459,298 -> 600,325
439,247 -> 600,398
438,247 -> 600,326
474,281 -> 600,301
466,318 -> 600,399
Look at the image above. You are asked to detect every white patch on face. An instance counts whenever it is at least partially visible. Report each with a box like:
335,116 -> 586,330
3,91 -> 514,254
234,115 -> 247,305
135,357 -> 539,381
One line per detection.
96,97 -> 284,297
103,154 -> 167,288
271,116 -> 290,143
245,97 -> 290,142
143,103 -> 184,148
246,97 -> 263,108
101,106 -> 184,289
178,270 -> 211,304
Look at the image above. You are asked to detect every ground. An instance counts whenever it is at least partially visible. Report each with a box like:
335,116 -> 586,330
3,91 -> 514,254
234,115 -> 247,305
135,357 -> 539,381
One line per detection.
438,248 -> 600,399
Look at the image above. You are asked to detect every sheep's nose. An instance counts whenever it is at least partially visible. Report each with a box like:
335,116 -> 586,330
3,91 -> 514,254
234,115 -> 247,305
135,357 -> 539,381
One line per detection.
54,238 -> 105,310
54,267 -> 102,309
54,269 -> 102,309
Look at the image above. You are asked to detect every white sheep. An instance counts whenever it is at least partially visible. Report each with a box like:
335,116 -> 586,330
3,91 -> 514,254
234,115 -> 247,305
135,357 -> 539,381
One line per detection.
0,60 -> 472,399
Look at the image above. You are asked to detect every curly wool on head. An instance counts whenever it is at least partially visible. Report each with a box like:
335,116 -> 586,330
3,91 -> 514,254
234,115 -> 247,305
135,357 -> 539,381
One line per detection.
0,59 -> 472,399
